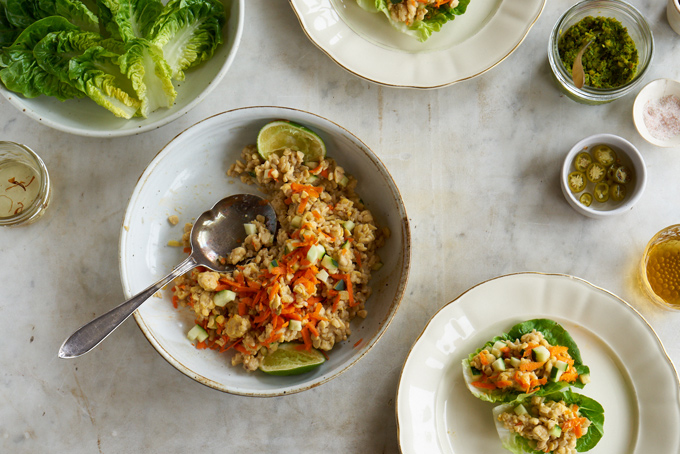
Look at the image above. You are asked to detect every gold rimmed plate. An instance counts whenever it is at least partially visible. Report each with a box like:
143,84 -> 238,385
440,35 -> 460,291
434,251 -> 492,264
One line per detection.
288,0 -> 545,88
396,272 -> 680,453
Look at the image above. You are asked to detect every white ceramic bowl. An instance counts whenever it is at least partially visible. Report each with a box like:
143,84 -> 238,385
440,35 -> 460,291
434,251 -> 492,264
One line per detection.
0,0 -> 243,138
633,78 -> 680,148
119,106 -> 411,396
560,133 -> 647,218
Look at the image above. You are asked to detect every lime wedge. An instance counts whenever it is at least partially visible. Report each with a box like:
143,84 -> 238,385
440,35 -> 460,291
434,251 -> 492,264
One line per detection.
256,120 -> 326,162
259,342 -> 325,376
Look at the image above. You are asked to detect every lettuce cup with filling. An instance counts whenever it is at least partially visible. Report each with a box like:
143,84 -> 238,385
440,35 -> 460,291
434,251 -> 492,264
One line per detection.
492,391 -> 604,454
462,319 -> 591,403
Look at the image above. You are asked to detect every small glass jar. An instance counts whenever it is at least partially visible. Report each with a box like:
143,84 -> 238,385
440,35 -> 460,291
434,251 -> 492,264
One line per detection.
548,0 -> 654,105
0,142 -> 51,227
639,224 -> 680,311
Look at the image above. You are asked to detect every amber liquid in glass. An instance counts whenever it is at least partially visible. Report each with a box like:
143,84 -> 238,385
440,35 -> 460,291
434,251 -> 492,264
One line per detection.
645,239 -> 680,307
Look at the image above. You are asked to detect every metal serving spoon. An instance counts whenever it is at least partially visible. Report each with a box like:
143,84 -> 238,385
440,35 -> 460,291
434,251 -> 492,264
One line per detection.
571,38 -> 594,89
58,194 -> 277,359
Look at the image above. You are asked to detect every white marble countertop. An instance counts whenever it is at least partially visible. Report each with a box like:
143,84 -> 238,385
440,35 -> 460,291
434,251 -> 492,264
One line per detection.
2,1 -> 680,453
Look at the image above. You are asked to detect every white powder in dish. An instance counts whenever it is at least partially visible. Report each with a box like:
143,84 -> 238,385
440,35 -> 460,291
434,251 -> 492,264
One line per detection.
643,94 -> 680,141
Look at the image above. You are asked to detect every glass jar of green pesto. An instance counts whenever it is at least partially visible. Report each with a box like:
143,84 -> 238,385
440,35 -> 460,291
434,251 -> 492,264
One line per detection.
548,0 -> 654,105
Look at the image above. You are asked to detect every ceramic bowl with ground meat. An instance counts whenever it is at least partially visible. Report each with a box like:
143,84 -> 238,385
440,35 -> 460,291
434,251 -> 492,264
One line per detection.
119,106 -> 411,396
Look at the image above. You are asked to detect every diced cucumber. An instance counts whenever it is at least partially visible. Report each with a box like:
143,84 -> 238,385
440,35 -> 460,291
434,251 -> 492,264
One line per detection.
244,223 -> 257,235
510,357 -> 521,368
554,360 -> 568,372
305,161 -> 319,169
371,262 -> 383,271
289,319 -> 302,332
214,289 -> 236,307
491,357 -> 506,372
268,260 -> 279,273
334,280 -> 346,291
306,244 -> 325,264
285,240 -> 302,254
549,425 -> 562,438
341,240 -> 350,250
514,404 -> 528,416
343,220 -> 355,232
579,373 -> 591,384
321,255 -> 338,272
338,175 -> 349,187
306,175 -> 320,185
290,216 -> 302,228
550,367 -> 563,383
316,269 -> 329,282
491,341 -> 506,358
532,346 -> 550,363
187,324 -> 208,342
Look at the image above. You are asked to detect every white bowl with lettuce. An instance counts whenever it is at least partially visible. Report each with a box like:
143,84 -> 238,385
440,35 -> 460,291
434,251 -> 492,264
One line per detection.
0,0 -> 243,137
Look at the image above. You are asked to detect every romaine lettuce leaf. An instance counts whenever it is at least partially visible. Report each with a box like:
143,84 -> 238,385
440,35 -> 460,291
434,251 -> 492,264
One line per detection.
69,44 -> 142,118
150,0 -> 225,80
4,0 -> 98,33
462,319 -> 589,403
118,38 -> 175,117
356,0 -> 471,42
97,0 -> 163,41
492,391 -> 604,453
0,16 -> 83,100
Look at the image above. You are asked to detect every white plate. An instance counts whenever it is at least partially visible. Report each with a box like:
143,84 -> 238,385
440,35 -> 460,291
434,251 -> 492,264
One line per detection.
119,106 -> 410,396
396,272 -> 680,453
289,0 -> 545,88
0,0 -> 243,138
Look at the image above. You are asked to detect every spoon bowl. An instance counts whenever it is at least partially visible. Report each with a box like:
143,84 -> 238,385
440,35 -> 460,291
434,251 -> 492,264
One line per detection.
58,193 -> 277,359
571,38 -> 594,89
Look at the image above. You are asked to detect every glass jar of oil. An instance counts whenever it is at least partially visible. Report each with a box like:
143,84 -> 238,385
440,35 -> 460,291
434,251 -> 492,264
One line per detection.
640,224 -> 680,309
0,142 -> 51,227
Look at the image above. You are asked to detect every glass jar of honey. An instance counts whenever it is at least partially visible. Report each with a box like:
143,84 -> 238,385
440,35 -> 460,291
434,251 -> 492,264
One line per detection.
0,142 -> 51,227
639,224 -> 680,310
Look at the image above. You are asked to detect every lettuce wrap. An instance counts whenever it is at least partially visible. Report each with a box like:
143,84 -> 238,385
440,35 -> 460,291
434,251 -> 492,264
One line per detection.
462,319 -> 591,403
492,391 -> 604,454
356,0 -> 470,42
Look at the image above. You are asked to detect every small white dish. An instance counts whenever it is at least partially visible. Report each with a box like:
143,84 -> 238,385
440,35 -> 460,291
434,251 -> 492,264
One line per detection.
288,0 -> 545,88
119,106 -> 411,396
0,0 -> 243,138
633,78 -> 680,148
396,272 -> 680,454
560,133 -> 647,218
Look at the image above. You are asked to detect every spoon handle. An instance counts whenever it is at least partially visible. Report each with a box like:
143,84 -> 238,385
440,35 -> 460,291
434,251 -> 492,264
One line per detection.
58,256 -> 198,359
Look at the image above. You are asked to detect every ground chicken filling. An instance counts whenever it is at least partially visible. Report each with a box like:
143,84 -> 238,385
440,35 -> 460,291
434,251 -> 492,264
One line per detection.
171,146 -> 387,371
388,0 -> 460,26
499,396 -> 591,454
469,330 -> 583,394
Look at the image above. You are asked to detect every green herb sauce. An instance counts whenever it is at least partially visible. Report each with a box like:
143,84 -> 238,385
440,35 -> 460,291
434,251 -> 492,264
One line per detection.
558,16 -> 638,89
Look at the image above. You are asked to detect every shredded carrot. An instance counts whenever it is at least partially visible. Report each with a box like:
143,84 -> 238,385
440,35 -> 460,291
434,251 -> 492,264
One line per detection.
479,352 -> 490,366
519,361 -> 545,372
353,338 -> 363,348
171,295 -> 179,308
183,247 -> 191,253
559,369 -> 579,382
495,380 -> 514,388
471,381 -> 496,390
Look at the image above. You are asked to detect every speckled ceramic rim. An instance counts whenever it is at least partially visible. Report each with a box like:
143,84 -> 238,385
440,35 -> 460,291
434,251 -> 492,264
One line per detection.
0,0 -> 244,138
288,0 -> 546,89
394,271 -> 680,453
119,106 -> 411,397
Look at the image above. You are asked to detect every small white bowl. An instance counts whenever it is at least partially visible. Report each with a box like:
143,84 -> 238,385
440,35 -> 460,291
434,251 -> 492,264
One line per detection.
560,133 -> 647,218
633,78 -> 680,148
0,0 -> 243,138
